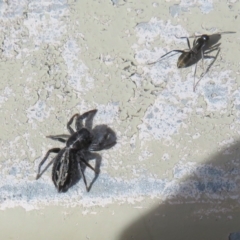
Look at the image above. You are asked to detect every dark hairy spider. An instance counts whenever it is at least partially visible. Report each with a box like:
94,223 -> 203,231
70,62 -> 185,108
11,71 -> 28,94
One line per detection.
36,109 -> 116,193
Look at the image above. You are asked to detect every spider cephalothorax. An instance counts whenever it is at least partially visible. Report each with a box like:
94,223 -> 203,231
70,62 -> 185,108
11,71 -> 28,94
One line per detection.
36,109 -> 116,192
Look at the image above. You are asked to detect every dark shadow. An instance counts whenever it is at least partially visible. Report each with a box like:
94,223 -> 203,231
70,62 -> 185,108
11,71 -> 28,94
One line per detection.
118,139 -> 240,240
91,124 -> 117,151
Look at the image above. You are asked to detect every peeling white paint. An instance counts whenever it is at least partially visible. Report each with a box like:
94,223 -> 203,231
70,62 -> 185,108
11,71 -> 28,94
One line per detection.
0,87 -> 13,107
23,1 -> 68,45
0,1 -> 239,216
26,100 -> 54,123
62,39 -> 95,92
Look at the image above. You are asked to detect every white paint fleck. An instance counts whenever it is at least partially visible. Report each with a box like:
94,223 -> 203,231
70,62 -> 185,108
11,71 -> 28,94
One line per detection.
162,153 -> 170,161
93,103 -> 119,125
135,18 -> 188,45
23,1 -> 68,45
139,100 -> 188,140
26,100 -> 54,124
172,0 -> 214,14
0,0 -> 27,19
199,71 -> 235,112
232,87 -> 240,122
62,39 -> 95,92
219,138 -> 235,147
100,54 -> 115,66
138,150 -> 153,161
199,0 -> 214,14
192,133 -> 200,139
0,87 -> 13,107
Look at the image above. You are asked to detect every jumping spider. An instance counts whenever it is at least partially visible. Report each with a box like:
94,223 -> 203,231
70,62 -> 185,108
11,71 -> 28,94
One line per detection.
36,109 -> 116,192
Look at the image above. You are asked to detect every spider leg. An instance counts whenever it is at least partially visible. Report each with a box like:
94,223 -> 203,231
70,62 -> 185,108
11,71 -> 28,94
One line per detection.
193,48 -> 220,92
160,49 -> 185,59
193,37 -> 196,47
202,56 -> 216,60
188,34 -> 202,38
193,52 -> 212,92
193,61 -> 198,92
78,152 -> 101,192
77,153 -> 98,192
36,148 -> 61,180
147,50 -> 185,65
67,114 -> 79,135
202,45 -> 220,75
75,109 -> 97,131
87,173 -> 99,192
204,45 -> 220,54
46,134 -> 70,143
79,156 -> 97,173
217,31 -> 236,35
78,161 -> 89,192
201,47 -> 205,72
175,36 -> 192,50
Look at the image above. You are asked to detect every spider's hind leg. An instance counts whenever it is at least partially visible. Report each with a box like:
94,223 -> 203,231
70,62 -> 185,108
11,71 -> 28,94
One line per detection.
77,151 -> 100,192
193,48 -> 220,92
193,62 -> 198,92
77,157 -> 97,192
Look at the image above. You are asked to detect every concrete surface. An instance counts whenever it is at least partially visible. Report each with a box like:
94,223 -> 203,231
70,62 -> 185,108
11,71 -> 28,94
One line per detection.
0,0 -> 240,239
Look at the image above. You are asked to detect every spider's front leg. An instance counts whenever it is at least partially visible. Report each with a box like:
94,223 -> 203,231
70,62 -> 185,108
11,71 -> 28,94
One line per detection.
75,109 -> 97,131
36,148 -> 61,180
78,153 -> 99,173
147,49 -> 185,65
67,113 -> 79,135
175,36 -> 192,50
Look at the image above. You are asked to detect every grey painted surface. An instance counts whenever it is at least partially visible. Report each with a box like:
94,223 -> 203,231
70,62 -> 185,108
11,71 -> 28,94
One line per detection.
0,0 -> 239,239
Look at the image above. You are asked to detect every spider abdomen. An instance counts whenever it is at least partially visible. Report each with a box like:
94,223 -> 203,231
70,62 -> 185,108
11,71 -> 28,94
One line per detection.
177,52 -> 195,68
52,149 -> 79,192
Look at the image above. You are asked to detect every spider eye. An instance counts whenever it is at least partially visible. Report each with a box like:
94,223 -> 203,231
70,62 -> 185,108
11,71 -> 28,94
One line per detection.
202,35 -> 209,41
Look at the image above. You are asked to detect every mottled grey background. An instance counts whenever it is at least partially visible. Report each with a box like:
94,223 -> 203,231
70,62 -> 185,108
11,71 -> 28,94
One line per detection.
0,0 -> 239,239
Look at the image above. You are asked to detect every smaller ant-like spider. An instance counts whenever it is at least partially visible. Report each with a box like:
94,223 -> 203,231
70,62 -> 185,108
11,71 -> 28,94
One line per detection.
148,31 -> 235,91
36,109 -> 116,193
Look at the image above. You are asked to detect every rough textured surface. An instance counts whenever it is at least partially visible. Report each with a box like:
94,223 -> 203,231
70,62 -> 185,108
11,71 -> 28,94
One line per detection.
229,232 -> 240,240
0,0 -> 240,239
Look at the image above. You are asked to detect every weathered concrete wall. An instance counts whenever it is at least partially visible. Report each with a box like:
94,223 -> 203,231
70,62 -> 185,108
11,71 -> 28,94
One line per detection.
0,0 -> 239,239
